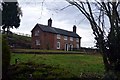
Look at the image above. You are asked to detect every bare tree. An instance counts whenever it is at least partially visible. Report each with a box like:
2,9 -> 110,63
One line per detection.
66,0 -> 120,74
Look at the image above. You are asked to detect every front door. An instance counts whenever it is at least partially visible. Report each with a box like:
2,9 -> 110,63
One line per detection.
69,44 -> 73,51
65,44 -> 68,51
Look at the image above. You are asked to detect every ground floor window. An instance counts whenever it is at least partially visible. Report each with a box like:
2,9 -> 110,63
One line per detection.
76,44 -> 79,48
57,42 -> 60,49
35,40 -> 40,45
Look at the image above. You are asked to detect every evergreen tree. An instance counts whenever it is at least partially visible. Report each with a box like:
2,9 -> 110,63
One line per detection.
2,1 -> 22,34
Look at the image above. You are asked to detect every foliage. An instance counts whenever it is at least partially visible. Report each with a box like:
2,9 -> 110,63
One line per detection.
10,53 -> 104,78
2,35 -> 11,79
7,62 -> 76,80
66,0 -> 120,73
2,1 -> 22,33
8,33 -> 31,49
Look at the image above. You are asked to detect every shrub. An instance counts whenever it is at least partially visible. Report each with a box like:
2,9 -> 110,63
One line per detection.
2,35 -> 11,79
32,71 -> 43,79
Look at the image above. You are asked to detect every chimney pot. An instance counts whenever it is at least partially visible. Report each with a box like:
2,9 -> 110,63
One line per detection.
73,25 -> 76,33
48,18 -> 52,27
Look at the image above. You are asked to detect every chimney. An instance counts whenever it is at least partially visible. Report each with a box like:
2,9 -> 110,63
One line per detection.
73,25 -> 76,33
48,18 -> 52,27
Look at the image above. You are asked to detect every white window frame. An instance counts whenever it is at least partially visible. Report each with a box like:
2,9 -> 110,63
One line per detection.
35,40 -> 40,45
76,44 -> 79,48
64,36 -> 68,40
35,30 -> 39,36
57,34 -> 61,39
76,38 -> 79,42
70,37 -> 73,41
57,42 -> 60,49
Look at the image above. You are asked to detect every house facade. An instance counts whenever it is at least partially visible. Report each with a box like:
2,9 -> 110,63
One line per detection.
31,18 -> 81,51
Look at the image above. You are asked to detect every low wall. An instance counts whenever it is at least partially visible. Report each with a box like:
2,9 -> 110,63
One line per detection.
11,51 -> 84,54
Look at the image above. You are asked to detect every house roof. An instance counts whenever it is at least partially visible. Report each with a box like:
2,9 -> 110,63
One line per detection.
33,23 -> 81,38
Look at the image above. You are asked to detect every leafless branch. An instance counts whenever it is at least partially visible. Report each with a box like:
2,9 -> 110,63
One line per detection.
39,0 -> 45,19
60,4 -> 72,11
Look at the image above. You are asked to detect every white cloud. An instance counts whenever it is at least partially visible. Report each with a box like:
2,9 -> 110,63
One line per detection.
11,0 -> 96,48
77,27 -> 95,47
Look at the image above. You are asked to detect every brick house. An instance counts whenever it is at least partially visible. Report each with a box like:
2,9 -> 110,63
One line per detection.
31,18 -> 81,51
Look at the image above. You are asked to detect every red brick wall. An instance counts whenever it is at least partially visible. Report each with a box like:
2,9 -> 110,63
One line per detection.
43,32 -> 56,50
31,25 -> 56,50
31,25 -> 81,50
31,26 -> 43,49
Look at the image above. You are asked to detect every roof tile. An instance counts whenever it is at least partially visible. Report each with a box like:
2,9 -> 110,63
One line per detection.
38,24 -> 80,38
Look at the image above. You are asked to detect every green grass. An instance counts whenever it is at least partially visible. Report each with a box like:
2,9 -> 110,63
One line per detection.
11,53 -> 104,77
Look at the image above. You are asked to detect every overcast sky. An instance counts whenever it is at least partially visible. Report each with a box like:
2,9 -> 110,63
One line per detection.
11,0 -> 95,48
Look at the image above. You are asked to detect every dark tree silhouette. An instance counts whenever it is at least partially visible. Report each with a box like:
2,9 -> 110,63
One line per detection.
2,1 -> 22,34
66,0 -> 120,74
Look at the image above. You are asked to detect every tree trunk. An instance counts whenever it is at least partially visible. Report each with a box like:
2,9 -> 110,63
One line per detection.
2,28 -> 5,34
102,52 -> 110,72
6,26 -> 9,34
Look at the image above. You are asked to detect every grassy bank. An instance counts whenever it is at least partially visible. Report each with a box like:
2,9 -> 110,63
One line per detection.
10,53 -> 104,78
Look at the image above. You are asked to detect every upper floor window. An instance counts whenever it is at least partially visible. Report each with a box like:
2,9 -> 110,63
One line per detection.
57,34 -> 61,39
64,36 -> 68,40
35,30 -> 40,36
57,42 -> 60,49
76,38 -> 79,42
70,37 -> 73,41
35,40 -> 40,45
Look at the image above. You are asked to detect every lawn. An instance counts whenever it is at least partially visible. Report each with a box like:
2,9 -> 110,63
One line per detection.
10,53 -> 104,79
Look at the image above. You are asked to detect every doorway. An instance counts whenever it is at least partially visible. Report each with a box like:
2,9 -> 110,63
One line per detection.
65,44 -> 68,51
69,44 -> 73,51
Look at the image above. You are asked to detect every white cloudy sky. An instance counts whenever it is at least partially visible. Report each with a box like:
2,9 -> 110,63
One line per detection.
11,0 -> 96,48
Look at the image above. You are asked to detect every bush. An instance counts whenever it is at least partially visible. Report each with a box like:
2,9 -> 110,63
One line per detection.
2,35 -> 11,80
